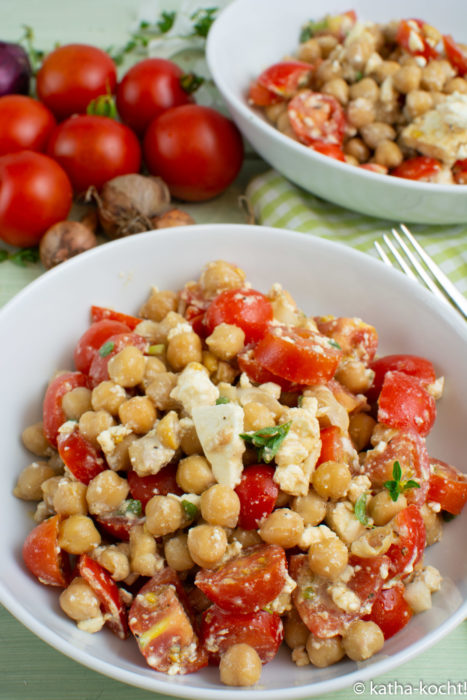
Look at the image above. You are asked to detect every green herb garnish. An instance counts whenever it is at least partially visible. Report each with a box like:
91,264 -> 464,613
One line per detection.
156,10 -> 176,33
117,499 -> 142,517
181,499 -> 199,519
300,18 -> 328,42
99,341 -> 115,357
354,70 -> 363,82
354,493 -> 371,526
190,8 -> 218,37
240,422 -> 291,463
384,461 -> 420,502
303,586 -> 316,600
328,339 -> 342,350
216,396 -> 230,405
0,247 -> 40,266
148,343 -> 165,355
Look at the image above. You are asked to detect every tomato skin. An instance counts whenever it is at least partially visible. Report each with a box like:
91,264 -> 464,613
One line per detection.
116,58 -> 193,135
453,158 -> 467,185
391,156 -> 442,181
288,90 -> 346,146
312,142 -> 346,161
315,316 -> 378,363
73,319 -> 131,374
36,44 -> 117,120
95,512 -> 145,541
143,104 -> 244,202
204,288 -> 273,344
317,426 -> 345,466
257,61 -> 314,98
0,95 -> 56,156
377,370 -> 436,437
443,35 -> 467,77
22,514 -> 70,587
253,324 -> 342,386
88,332 -> 148,387
127,463 -> 183,508
386,505 -> 426,578
428,458 -> 467,515
367,353 -> 436,404
366,582 -> 413,639
200,605 -> 283,664
78,553 -> 129,639
47,114 -> 141,193
237,347 -> 303,392
57,425 -> 106,484
0,150 -> 73,247
90,304 -> 142,330
43,371 -> 89,447
396,19 -> 438,61
195,544 -> 288,613
248,80 -> 283,107
235,465 -> 279,530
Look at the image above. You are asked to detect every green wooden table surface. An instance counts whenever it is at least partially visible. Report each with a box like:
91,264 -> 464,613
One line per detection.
1,1 -> 466,699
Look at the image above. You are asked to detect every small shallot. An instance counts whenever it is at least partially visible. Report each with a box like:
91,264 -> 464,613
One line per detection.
39,221 -> 97,269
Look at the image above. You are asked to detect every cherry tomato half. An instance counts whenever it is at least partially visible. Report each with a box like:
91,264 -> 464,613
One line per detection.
248,80 -> 283,107
365,581 -> 413,639
377,370 -> 436,437
235,465 -> 279,530
0,150 -> 72,247
47,114 -> 141,193
367,353 -> 436,404
391,156 -> 442,182
0,95 -> 56,156
116,57 -> 194,135
88,331 -> 148,387
386,504 -> 426,577
204,287 -> 273,344
396,19 -> 438,61
443,35 -> 467,77
257,61 -> 314,98
288,90 -> 346,146
143,104 -> 244,201
78,553 -> 128,639
42,371 -> 89,447
22,514 -> 70,587
73,319 -> 131,374
57,425 -> 106,484
36,43 -> 117,120
315,316 -> 378,362
127,463 -> 183,509
90,304 -> 142,330
428,458 -> 467,515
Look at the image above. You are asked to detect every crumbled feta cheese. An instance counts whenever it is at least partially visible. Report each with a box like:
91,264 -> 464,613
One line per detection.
326,501 -> 366,544
170,362 -> 219,416
128,428 -> 174,477
328,581 -> 361,613
192,403 -> 245,487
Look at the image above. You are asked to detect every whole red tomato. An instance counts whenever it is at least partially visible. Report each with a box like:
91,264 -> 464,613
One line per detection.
36,44 -> 117,120
0,95 -> 56,156
47,114 -> 141,193
0,150 -> 73,247
116,57 -> 194,135
143,104 -> 244,201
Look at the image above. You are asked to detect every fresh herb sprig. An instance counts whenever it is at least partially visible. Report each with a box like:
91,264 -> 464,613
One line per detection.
0,247 -> 39,266
240,422 -> 291,463
384,461 -> 420,502
354,492 -> 371,526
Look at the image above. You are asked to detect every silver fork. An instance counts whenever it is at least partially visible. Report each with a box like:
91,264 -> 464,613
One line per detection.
374,224 -> 467,321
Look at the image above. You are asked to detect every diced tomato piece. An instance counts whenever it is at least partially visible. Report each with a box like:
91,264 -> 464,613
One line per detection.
200,605 -> 283,664
234,465 -> 279,530
452,158 -> 467,185
315,316 -> 378,363
377,370 -> 436,437
204,288 -> 273,344
248,80 -> 283,107
363,431 -> 430,506
257,61 -> 314,98
443,35 -> 467,77
43,371 -> 89,447
290,553 -> 389,638
360,163 -> 388,175
253,324 -> 342,386
22,514 -> 70,587
78,553 -> 129,639
73,319 -> 131,374
90,305 -> 141,330
95,512 -> 145,541
288,91 -> 346,146
365,581 -> 413,639
396,19 -> 439,61
88,331 -> 148,387
316,425 -> 346,466
367,353 -> 436,403
312,142 -> 346,161
428,458 -> 467,515
195,544 -> 288,613
237,347 -> 304,392
127,463 -> 182,508
57,425 -> 106,484
129,573 -> 208,674
386,505 -> 426,578
391,156 -> 442,181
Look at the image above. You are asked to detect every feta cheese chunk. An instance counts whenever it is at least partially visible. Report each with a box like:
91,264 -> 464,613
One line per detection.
170,362 -> 219,417
192,403 -> 245,488
128,428 -> 175,477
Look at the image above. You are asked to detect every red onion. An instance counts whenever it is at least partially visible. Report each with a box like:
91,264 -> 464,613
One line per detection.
0,42 -> 31,96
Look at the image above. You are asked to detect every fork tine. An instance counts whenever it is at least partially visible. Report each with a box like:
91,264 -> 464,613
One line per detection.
390,228 -> 446,300
399,224 -> 467,318
383,232 -> 420,283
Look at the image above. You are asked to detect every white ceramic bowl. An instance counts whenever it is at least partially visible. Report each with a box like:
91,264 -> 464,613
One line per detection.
1,224 -> 466,699
206,0 -> 467,224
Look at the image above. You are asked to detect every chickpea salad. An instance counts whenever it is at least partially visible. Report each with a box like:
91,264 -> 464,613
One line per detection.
248,12 -> 467,183
16,260 -> 467,687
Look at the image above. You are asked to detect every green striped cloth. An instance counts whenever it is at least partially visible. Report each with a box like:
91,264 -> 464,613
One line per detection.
246,169 -> 467,297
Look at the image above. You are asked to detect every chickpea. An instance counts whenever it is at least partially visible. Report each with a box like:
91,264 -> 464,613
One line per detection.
346,98 -> 376,129
291,491 -> 327,526
58,514 -> 101,554
342,620 -> 384,661
335,359 -> 374,393
373,139 -> 403,169
308,535 -> 348,579
314,59 -> 343,87
86,470 -> 129,515
316,35 -> 338,58
22,422 -> 51,456
231,527 -> 262,548
202,349 -> 219,375
166,331 -> 202,371
276,110 -> 294,137
259,508 -> 304,548
444,77 -> 467,94
53,478 -> 88,516
359,121 -> 396,150
344,34 -> 374,69
264,101 -> 288,125
141,356 -> 166,387
212,361 -> 238,385
421,60 -> 453,91
164,533 -> 194,571
130,525 -> 163,577
61,386 -> 92,420
179,420 -> 203,455
368,490 -> 407,526
349,77 -> 379,102
145,372 -> 178,411
371,60 -> 400,84
393,64 -> 422,94
156,411 -> 181,450
13,461 -> 56,501
344,154 -> 359,167
219,643 -> 262,687
139,289 -> 178,321
59,577 -> 101,621
298,38 -> 322,63
306,634 -> 345,667
312,461 -> 351,500
322,78 -> 349,105
188,524 -> 227,568
118,396 -> 157,434
200,484 -> 240,528
243,402 -> 275,432
420,504 -> 443,546
41,475 -> 62,510
108,346 -> 146,387
284,609 -> 309,649
206,323 -> 245,361
93,544 -> 130,581
176,455 -> 215,494
78,410 -> 114,448
199,260 -> 246,298
344,137 -> 370,163
102,433 -> 136,472
91,381 -> 127,415
404,89 -> 433,119
145,495 -> 183,537
348,412 -> 376,452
